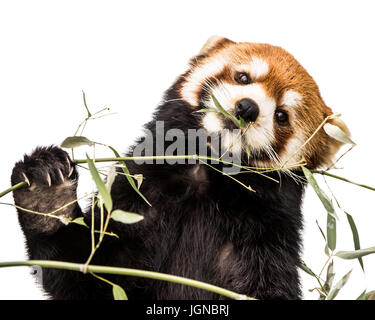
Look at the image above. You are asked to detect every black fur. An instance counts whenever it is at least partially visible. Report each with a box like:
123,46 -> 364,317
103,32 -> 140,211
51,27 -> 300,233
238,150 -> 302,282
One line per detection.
11,79 -> 306,300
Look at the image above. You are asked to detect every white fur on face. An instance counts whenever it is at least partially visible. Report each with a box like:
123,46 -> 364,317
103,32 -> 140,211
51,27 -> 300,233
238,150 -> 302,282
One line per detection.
202,82 -> 277,160
222,130 -> 242,155
278,130 -> 306,166
276,90 -> 305,167
249,57 -> 269,80
201,82 -> 308,168
180,55 -> 269,107
282,90 -> 302,108
180,54 -> 229,106
202,112 -> 223,132
204,82 -> 276,147
237,57 -> 269,81
201,112 -> 242,157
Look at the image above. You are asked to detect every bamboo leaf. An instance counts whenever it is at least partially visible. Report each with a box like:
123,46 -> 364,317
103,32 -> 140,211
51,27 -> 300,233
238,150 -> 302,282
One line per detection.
335,246 -> 375,259
86,154 -> 113,213
211,93 -> 229,115
300,262 -> 327,300
324,243 -> 330,257
316,219 -> 327,241
211,93 -> 241,128
323,122 -> 356,145
299,261 -> 316,277
194,109 -> 219,113
61,136 -> 94,148
302,167 -> 337,219
133,174 -> 143,189
326,270 -> 352,300
58,216 -> 71,225
112,284 -> 128,300
324,260 -> 335,293
108,146 -> 151,207
356,290 -> 367,300
106,166 -> 117,194
71,217 -> 89,228
327,213 -> 337,251
302,167 -> 337,251
345,211 -> 364,271
328,112 -> 342,119
111,209 -> 144,224
82,90 -> 92,117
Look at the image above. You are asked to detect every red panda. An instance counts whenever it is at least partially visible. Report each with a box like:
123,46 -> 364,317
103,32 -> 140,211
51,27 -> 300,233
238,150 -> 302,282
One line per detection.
11,36 -> 348,300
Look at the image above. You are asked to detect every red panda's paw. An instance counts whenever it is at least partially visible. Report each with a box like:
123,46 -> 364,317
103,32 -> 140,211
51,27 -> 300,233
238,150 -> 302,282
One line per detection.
11,146 -> 79,235
11,146 -> 77,188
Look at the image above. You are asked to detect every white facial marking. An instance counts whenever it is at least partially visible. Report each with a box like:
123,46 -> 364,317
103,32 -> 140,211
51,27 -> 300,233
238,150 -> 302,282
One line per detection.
277,91 -> 304,166
222,130 -> 242,155
282,90 -> 302,108
180,54 -> 228,106
202,112 -> 223,132
203,82 -> 276,152
235,58 -> 269,82
279,130 -> 306,166
248,57 -> 269,80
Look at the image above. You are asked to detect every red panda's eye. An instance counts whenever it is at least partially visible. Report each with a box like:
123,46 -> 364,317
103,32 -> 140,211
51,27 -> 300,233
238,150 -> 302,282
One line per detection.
275,110 -> 289,125
235,72 -> 251,84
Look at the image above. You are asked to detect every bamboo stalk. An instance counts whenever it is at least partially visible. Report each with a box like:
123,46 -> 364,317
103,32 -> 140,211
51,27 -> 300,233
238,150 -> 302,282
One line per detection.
311,170 -> 375,192
0,181 -> 28,198
0,260 -> 255,300
1,157 -> 375,197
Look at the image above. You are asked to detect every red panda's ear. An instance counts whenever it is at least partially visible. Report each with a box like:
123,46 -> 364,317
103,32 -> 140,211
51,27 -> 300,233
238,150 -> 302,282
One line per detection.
197,36 -> 235,56
325,116 -> 351,166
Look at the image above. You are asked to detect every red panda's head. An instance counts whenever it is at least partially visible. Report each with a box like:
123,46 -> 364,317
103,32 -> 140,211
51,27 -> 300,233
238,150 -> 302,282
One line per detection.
178,36 -> 349,169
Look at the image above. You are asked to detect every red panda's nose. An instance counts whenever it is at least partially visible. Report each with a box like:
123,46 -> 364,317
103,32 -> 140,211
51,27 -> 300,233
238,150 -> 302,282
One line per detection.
235,98 -> 259,122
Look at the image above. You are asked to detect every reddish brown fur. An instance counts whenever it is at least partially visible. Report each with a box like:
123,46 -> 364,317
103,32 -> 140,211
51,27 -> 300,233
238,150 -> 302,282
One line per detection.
180,37 -> 349,169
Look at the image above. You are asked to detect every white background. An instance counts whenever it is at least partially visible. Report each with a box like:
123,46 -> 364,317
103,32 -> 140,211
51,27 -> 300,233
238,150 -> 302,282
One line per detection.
0,0 -> 374,300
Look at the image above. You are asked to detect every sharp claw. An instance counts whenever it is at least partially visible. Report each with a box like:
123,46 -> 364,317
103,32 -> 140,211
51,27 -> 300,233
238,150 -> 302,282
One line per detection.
66,157 -> 71,172
57,169 -> 65,183
68,165 -> 74,178
66,156 -> 74,178
46,172 -> 51,187
21,172 -> 30,186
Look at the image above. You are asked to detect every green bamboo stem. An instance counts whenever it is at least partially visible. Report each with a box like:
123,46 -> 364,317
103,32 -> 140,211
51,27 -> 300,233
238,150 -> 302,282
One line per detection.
0,260 -> 255,300
74,155 -> 199,163
1,157 -> 375,197
75,156 -> 375,192
0,181 -> 27,198
311,170 -> 375,192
